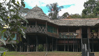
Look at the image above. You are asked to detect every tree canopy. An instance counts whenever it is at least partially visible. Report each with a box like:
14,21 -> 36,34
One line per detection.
62,12 -> 69,18
0,0 -> 28,45
82,0 -> 99,18
46,3 -> 63,19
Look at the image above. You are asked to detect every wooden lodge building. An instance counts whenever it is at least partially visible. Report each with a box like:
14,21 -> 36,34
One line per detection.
2,6 -> 99,52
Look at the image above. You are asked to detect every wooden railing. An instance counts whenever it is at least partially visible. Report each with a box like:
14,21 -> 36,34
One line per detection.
25,25 -> 47,33
47,32 -> 59,38
25,25 -> 59,38
59,32 -> 78,38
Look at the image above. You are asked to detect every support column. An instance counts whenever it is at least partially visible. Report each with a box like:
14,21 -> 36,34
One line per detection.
55,39 -> 57,51
20,42 -> 22,52
73,43 -> 74,52
46,36 -> 48,51
77,44 -> 78,52
88,27 -> 90,52
46,22 -> 47,32
64,39 -> 66,51
80,27 -> 82,52
98,28 -> 99,51
92,39 -> 94,52
15,44 -> 17,51
52,38 -> 53,51
36,36 -> 38,52
68,40 -> 69,51
98,28 -> 99,38
73,37 -> 74,52
27,37 -> 29,52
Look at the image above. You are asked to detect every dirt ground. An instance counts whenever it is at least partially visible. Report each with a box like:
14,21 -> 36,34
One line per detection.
3,52 -> 99,56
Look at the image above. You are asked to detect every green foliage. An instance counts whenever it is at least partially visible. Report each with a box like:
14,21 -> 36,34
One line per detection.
0,0 -> 28,45
69,14 -> 81,18
82,0 -> 99,18
62,12 -> 69,18
2,52 -> 6,56
46,3 -> 63,19
0,47 -> 8,51
37,44 -> 44,51
92,30 -> 96,32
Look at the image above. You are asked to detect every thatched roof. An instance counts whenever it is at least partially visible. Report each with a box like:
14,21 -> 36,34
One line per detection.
25,6 -> 99,26
53,19 -> 99,26
25,6 -> 49,21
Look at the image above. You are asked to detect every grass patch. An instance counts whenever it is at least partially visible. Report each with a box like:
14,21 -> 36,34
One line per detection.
2,51 -> 99,56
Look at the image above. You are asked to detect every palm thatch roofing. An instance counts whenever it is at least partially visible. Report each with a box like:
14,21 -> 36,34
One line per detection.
53,19 -> 99,26
25,6 -> 99,26
25,6 -> 49,21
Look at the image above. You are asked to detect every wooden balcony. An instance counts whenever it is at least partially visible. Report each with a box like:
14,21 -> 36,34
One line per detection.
47,32 -> 59,38
59,32 -> 78,38
25,25 -> 47,34
25,25 -> 59,38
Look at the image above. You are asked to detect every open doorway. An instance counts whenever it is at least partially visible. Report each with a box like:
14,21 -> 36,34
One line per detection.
82,27 -> 87,38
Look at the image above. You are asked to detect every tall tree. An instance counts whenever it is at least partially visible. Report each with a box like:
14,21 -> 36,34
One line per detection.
62,12 -> 69,18
46,3 -> 63,19
70,14 -> 81,18
19,7 -> 30,16
82,0 -> 99,18
0,0 -> 28,45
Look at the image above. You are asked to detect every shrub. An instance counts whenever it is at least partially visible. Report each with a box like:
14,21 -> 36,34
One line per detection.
0,47 -> 8,51
37,44 -> 44,51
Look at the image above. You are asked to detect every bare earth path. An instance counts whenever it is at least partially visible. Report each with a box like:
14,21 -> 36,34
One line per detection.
2,52 -> 99,56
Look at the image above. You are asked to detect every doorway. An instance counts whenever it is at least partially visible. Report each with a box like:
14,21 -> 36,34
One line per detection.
82,27 -> 87,38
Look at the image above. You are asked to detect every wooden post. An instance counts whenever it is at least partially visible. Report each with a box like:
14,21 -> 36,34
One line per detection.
64,39 -> 66,51
27,37 -> 29,52
36,36 -> 38,52
35,21 -> 37,26
46,22 -> 47,32
52,38 -> 53,51
56,39 -> 57,51
15,44 -> 17,51
68,40 -> 69,51
93,40 -> 94,52
20,42 -> 22,52
98,41 -> 99,51
80,27 -> 82,52
46,37 -> 48,51
73,36 -> 74,52
88,27 -> 91,38
98,28 -> 99,38
77,44 -> 78,52
88,27 -> 90,52
57,27 -> 59,35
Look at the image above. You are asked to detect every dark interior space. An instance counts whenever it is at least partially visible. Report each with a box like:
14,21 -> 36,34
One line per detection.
82,27 -> 87,38
58,45 -> 64,51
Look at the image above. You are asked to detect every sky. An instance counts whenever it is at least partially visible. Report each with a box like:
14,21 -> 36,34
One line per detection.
24,0 -> 88,16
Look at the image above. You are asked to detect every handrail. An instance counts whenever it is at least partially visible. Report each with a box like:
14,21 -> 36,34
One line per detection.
47,32 -> 59,38
25,25 -> 59,38
25,25 -> 47,33
59,32 -> 77,38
